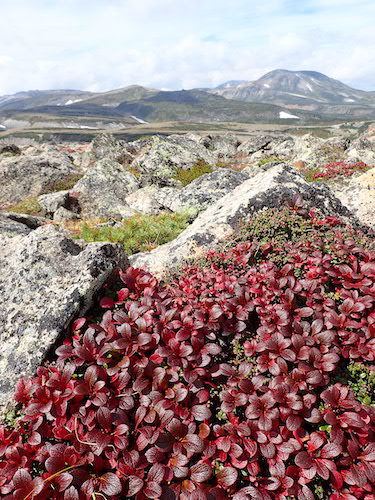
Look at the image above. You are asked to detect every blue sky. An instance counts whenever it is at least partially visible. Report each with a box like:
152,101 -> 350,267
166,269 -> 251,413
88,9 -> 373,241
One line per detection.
0,0 -> 374,94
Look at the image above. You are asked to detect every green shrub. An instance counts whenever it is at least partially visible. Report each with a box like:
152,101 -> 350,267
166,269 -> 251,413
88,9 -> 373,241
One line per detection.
173,159 -> 213,186
76,211 -> 193,254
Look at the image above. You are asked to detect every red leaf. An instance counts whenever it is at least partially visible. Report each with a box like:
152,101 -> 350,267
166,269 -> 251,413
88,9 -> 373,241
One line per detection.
71,317 -> 86,332
99,473 -> 122,495
144,481 -> 162,499
217,466 -> 238,487
190,462 -> 212,482
127,476 -> 144,496
320,442 -> 342,458
100,297 -> 115,308
191,405 -> 212,421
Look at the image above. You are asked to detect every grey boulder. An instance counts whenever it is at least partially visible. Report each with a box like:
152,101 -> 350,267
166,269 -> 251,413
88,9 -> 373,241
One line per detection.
155,168 -> 250,213
331,167 -> 375,228
0,224 -> 127,410
71,158 -> 140,219
130,135 -> 215,187
0,151 -> 79,206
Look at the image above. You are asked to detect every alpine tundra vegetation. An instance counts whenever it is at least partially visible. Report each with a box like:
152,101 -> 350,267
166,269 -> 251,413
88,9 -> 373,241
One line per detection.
0,121 -> 374,499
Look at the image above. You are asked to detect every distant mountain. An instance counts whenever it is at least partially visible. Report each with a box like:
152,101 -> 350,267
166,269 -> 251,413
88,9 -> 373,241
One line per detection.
0,86 -> 314,128
0,70 -> 373,131
0,89 -> 94,111
214,80 -> 248,90
114,89 -> 293,122
211,69 -> 375,118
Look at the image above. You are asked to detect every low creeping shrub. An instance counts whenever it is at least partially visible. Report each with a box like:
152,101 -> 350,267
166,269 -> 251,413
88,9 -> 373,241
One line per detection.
301,161 -> 372,182
0,203 -> 374,499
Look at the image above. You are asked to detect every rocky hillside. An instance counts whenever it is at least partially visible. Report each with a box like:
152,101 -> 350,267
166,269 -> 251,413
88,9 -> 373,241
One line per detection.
211,69 -> 375,119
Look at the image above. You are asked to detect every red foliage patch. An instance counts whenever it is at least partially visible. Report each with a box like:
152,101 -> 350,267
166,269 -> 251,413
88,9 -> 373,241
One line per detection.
0,207 -> 374,499
311,161 -> 371,180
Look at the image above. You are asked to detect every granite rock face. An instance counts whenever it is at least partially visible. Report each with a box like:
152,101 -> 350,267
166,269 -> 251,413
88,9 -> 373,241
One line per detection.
130,135 -> 216,187
72,158 -> 140,218
125,169 -> 250,215
0,151 -> 79,206
130,163 -> 357,277
0,224 -> 127,409
0,212 -> 47,236
332,167 -> 375,228
156,168 -> 249,213
81,133 -> 124,169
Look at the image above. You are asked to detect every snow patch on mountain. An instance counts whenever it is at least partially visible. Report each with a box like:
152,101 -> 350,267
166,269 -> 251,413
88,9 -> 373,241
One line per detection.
279,111 -> 300,119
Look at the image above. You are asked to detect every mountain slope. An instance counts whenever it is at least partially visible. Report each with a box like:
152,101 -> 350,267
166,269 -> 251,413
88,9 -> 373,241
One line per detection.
0,89 -> 95,111
0,87 -> 314,126
212,69 -> 375,118
115,89 -> 303,122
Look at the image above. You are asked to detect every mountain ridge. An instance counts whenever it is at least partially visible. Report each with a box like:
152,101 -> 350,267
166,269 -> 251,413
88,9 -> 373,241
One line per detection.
0,70 -> 374,129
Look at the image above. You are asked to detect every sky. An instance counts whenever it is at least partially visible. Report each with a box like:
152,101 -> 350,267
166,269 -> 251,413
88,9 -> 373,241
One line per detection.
0,0 -> 374,95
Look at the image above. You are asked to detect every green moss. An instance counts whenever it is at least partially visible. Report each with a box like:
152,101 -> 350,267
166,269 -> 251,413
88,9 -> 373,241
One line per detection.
41,173 -> 83,193
173,159 -> 213,187
0,407 -> 21,429
127,165 -> 142,178
256,156 -> 282,166
335,362 -> 375,406
7,197 -> 43,216
75,211 -> 193,254
215,161 -> 235,169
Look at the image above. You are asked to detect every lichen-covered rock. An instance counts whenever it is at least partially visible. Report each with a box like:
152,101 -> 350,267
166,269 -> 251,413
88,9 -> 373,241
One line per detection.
345,128 -> 375,164
331,167 -> 375,227
0,212 -> 48,234
130,164 -> 357,278
0,213 -> 44,237
38,190 -> 70,215
53,206 -> 80,222
155,169 -> 249,213
130,135 -> 216,186
289,134 -> 350,167
125,186 -> 165,215
81,133 -> 124,169
0,151 -> 79,206
0,224 -> 127,409
198,134 -> 241,159
237,134 -> 280,155
125,169 -> 250,215
72,159 -> 140,218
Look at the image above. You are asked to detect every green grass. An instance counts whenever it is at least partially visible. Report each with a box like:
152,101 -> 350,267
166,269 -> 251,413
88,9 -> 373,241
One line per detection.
6,197 -> 43,215
256,156 -> 283,166
42,173 -> 83,193
76,211 -> 193,254
173,160 -> 213,187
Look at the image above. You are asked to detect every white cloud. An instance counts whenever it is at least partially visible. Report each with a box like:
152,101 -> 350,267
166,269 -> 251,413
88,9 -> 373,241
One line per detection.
0,0 -> 373,95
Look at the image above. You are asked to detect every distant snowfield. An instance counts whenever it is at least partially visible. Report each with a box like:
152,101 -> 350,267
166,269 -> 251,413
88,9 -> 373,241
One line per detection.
131,115 -> 149,124
65,124 -> 98,129
263,83 -> 271,88
279,111 -> 300,119
0,124 -> 6,129
65,99 -> 82,106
